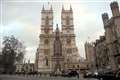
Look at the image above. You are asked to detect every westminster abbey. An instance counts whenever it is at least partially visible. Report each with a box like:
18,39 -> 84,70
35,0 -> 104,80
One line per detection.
35,6 -> 80,73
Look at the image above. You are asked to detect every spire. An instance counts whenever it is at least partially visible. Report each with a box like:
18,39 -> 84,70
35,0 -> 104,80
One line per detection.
50,5 -> 53,11
70,4 -> 73,12
42,5 -> 45,11
62,5 -> 64,12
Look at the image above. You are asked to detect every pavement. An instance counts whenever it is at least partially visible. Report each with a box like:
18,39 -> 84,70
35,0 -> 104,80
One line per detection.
0,74 -> 98,80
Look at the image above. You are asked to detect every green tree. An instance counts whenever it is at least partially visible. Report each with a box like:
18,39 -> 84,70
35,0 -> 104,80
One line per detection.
2,35 -> 25,73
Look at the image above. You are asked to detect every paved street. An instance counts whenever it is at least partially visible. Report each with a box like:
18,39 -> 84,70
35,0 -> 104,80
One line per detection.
0,75 -> 98,80
0,75 -> 79,80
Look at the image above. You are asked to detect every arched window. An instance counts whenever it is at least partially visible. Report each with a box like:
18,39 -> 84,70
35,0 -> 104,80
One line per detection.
45,56 -> 48,66
44,49 -> 49,55
66,16 -> 70,25
67,48 -> 72,54
67,39 -> 71,45
117,57 -> 120,64
77,65 -> 79,68
45,16 -> 49,25
44,39 -> 49,45
73,65 -> 75,68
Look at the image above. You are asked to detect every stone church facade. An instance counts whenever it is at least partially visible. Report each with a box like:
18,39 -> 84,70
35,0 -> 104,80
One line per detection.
35,6 -> 80,73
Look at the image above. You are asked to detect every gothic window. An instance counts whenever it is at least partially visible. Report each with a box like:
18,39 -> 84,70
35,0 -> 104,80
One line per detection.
67,39 -> 71,45
25,66 -> 28,71
117,57 -> 120,65
67,29 -> 70,33
66,16 -> 70,25
44,39 -> 49,45
44,49 -> 49,55
45,16 -> 49,25
44,24 -> 49,33
45,56 -> 48,66
67,48 -> 72,54
77,65 -> 79,68
30,69 -> 32,72
73,65 -> 75,68
44,28 -> 49,34
67,58 -> 70,62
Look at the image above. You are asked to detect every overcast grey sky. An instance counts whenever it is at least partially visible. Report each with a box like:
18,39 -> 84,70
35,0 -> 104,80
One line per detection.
0,0 -> 120,63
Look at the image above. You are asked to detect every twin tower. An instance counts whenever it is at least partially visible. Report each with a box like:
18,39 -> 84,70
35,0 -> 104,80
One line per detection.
35,5 -> 80,73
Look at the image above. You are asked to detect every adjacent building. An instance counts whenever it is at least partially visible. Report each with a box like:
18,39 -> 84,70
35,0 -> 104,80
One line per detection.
16,61 -> 35,73
84,42 -> 96,71
85,1 -> 120,72
94,36 -> 109,71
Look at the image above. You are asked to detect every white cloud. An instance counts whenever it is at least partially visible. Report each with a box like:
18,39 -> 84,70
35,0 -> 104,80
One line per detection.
25,46 -> 37,63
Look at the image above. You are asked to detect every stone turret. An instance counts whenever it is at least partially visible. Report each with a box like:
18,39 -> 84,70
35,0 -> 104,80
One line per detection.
102,13 -> 109,28
110,1 -> 120,17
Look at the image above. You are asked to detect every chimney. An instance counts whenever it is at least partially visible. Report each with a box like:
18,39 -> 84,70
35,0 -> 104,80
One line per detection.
110,1 -> 120,17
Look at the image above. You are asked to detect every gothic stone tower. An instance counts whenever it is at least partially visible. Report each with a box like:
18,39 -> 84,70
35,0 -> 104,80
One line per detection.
36,5 -> 80,73
61,6 -> 80,69
35,6 -> 54,73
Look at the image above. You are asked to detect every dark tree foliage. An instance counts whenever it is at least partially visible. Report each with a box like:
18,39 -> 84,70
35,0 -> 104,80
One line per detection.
1,35 -> 25,73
